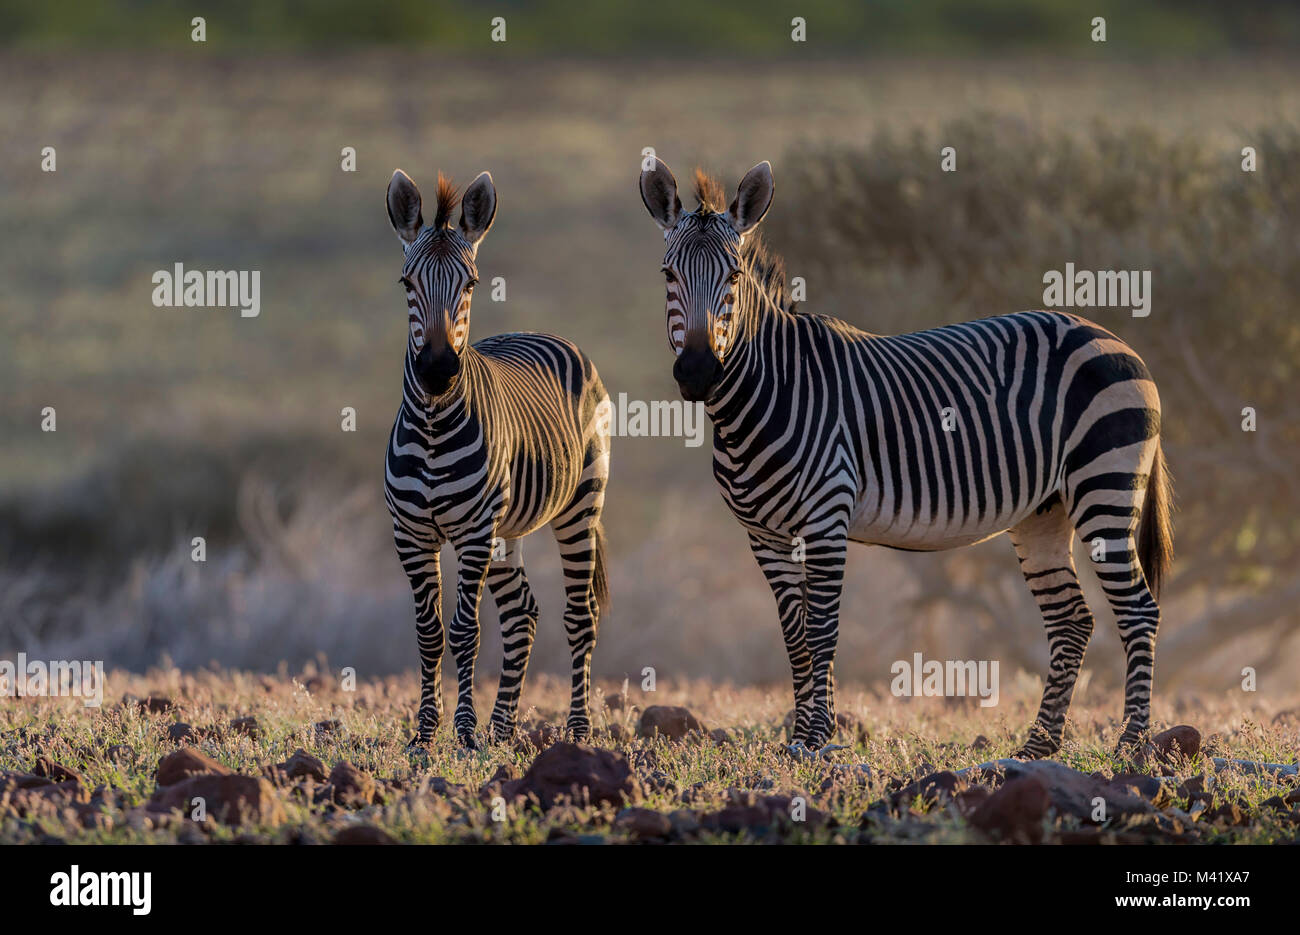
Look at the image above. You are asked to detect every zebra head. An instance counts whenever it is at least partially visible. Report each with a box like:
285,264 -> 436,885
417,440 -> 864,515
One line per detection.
386,169 -> 497,399
640,157 -> 774,402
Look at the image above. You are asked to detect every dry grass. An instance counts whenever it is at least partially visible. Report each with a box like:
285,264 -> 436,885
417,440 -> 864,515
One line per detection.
2,669 -> 1297,844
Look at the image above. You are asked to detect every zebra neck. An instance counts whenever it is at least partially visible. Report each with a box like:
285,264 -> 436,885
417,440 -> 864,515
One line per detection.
707,310 -> 786,431
400,346 -> 479,428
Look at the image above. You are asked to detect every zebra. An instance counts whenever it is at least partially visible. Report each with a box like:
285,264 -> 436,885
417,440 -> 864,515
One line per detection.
384,168 -> 611,748
639,157 -> 1173,758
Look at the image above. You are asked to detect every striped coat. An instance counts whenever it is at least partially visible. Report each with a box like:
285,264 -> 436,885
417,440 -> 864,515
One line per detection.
385,169 -> 610,747
641,158 -> 1171,756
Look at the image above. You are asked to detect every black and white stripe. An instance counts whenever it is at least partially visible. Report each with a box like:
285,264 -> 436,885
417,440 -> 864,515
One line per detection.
641,158 -> 1172,756
386,169 -> 610,747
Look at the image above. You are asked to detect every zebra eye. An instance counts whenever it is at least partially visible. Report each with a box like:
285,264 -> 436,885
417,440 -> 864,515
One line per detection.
663,269 -> 676,284
727,271 -> 740,285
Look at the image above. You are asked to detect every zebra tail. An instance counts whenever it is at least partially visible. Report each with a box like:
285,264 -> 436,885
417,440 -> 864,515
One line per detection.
1137,440 -> 1174,599
591,521 -> 610,615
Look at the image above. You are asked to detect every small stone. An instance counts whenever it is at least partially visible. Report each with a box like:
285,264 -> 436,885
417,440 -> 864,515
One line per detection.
327,761 -> 377,807
156,747 -> 232,786
502,742 -> 641,809
166,723 -> 199,744
637,706 -> 706,741
1152,725 -> 1201,761
333,824 -> 397,845
275,749 -> 327,783
137,696 -> 175,715
968,775 -> 1049,844
614,807 -> 672,840
32,757 -> 81,784
228,716 -> 261,739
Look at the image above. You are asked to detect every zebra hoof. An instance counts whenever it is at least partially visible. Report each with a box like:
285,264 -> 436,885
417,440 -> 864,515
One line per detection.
785,741 -> 815,761
457,731 -> 480,751
406,734 -> 433,751
786,741 -> 845,761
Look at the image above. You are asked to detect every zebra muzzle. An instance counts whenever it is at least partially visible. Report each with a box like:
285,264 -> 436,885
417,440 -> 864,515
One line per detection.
673,348 -> 723,402
415,343 -> 462,397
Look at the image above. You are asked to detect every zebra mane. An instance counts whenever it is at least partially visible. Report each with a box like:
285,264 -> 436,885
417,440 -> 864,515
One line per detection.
433,172 -> 460,229
692,168 -> 727,214
692,168 -> 792,312
743,233 -> 793,313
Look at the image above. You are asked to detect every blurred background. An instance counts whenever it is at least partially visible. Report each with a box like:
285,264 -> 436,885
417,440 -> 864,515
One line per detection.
1,1 -> 1298,698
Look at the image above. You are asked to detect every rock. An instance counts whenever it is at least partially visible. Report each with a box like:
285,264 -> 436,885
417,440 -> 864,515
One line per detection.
1152,725 -> 1201,761
614,807 -> 672,840
968,775 -> 1049,843
326,761 -> 377,807
156,747 -> 232,786
637,706 -> 706,741
972,735 -> 991,751
699,792 -> 827,834
137,696 -> 175,715
149,774 -> 284,826
105,745 -> 134,763
503,742 -> 641,809
426,776 -> 468,798
604,692 -> 627,712
166,723 -> 199,744
314,719 -> 342,737
668,809 -> 701,837
228,716 -> 261,739
1207,800 -> 1250,826
32,757 -> 81,784
6,780 -> 91,820
881,770 -> 965,812
1106,772 -> 1174,807
961,759 -> 1156,823
333,824 -> 397,845
274,749 -> 327,783
952,785 -> 994,817
709,728 -> 733,746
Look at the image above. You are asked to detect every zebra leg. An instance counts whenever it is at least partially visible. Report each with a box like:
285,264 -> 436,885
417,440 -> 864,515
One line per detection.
747,534 -> 814,744
549,435 -> 608,742
1082,528 -> 1159,754
1067,463 -> 1161,754
802,532 -> 848,750
397,536 -> 444,746
551,517 -> 603,742
1009,498 -> 1096,759
487,539 -> 539,743
448,538 -> 493,749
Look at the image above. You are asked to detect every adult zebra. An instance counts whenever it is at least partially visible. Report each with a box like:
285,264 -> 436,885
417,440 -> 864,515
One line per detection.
639,157 -> 1172,758
385,168 -> 611,748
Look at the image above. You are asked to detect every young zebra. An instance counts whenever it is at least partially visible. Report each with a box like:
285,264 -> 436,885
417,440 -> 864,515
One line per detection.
639,157 -> 1173,758
384,168 -> 611,748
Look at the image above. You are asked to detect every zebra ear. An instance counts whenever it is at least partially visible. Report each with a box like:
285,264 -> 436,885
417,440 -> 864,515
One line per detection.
459,171 -> 497,247
387,170 -> 424,246
727,161 -> 774,235
640,157 -> 681,232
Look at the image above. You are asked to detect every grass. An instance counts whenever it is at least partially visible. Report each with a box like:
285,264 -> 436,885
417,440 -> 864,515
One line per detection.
2,669 -> 1297,844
